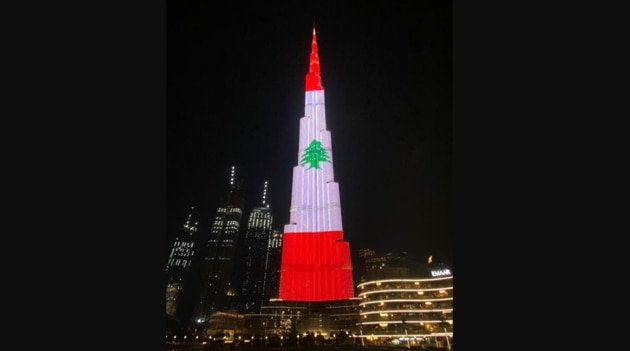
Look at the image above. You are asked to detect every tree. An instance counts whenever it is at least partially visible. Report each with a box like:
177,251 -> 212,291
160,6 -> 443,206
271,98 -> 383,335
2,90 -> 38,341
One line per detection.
300,140 -> 331,169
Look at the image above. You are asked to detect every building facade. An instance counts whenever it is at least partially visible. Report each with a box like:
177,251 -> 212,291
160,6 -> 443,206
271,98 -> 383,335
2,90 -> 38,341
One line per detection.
236,181 -> 273,314
278,26 -> 354,302
191,166 -> 246,324
166,206 -> 199,318
262,229 -> 282,303
356,260 -> 453,348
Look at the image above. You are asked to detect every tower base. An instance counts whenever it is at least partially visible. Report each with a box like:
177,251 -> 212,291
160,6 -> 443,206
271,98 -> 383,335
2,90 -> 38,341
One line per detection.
244,298 -> 361,339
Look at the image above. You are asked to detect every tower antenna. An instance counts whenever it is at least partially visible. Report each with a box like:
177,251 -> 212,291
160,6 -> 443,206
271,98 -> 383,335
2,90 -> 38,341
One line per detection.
262,180 -> 269,207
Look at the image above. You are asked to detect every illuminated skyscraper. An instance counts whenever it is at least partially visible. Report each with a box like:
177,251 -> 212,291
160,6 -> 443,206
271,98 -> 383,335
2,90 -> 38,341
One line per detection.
278,27 -> 354,301
236,181 -> 273,314
191,165 -> 245,324
166,206 -> 199,317
262,229 -> 282,303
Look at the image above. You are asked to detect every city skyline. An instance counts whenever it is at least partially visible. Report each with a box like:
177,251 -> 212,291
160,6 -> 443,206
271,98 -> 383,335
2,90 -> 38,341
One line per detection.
168,2 -> 452,266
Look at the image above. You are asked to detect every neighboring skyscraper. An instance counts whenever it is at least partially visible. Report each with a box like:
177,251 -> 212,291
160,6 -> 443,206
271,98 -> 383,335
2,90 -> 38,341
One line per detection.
279,27 -> 354,301
191,166 -> 246,324
236,181 -> 273,314
262,229 -> 282,302
166,206 -> 199,317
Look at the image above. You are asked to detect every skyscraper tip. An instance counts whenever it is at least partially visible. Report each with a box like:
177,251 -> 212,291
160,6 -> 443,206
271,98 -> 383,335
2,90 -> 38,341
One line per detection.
305,25 -> 323,91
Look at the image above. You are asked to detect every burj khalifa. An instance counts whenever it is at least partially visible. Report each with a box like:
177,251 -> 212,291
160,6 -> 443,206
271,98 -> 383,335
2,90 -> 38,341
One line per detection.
278,27 -> 355,302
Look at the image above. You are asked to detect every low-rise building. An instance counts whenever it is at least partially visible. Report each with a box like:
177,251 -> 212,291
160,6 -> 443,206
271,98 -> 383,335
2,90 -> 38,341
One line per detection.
356,252 -> 453,348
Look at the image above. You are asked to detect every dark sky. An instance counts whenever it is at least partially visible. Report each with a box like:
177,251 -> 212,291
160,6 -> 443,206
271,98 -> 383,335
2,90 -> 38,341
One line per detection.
167,2 -> 452,266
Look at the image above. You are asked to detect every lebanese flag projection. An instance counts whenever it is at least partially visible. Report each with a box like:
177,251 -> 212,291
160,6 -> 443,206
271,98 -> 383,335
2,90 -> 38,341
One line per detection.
278,27 -> 354,301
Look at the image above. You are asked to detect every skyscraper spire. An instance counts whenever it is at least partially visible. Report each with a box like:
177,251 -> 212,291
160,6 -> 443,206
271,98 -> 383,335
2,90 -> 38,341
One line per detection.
262,180 -> 269,207
305,25 -> 323,92
183,206 -> 198,231
229,165 -> 236,186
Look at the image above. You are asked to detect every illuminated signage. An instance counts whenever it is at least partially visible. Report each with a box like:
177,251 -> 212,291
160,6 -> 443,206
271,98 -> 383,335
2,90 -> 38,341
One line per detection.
431,269 -> 452,277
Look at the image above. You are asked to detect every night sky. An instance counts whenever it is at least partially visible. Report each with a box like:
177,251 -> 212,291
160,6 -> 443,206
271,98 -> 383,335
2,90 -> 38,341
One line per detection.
167,2 -> 452,266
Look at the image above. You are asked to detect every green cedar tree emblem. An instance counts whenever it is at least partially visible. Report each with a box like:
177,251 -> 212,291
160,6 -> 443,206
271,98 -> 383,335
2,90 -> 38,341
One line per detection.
300,139 -> 331,169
